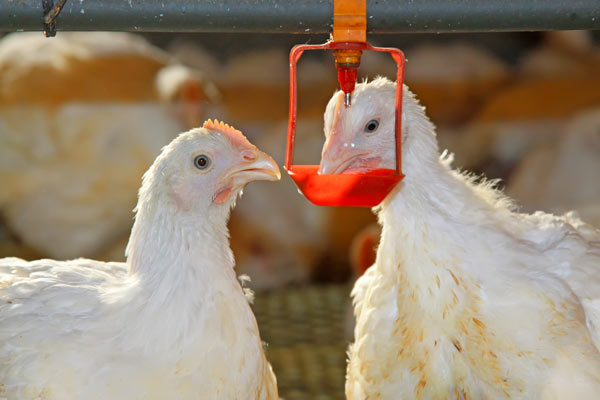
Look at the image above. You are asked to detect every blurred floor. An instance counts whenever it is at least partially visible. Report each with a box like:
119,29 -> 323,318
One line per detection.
253,284 -> 351,400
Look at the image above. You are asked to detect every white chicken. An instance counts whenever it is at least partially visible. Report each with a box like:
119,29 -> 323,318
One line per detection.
0,32 -> 217,260
0,121 -> 280,399
319,77 -> 600,399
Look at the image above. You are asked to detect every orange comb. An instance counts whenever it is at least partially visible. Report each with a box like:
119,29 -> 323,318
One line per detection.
202,119 -> 242,136
202,119 -> 251,148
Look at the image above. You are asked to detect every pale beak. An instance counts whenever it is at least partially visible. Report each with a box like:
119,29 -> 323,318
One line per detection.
320,140 -> 349,175
320,141 -> 379,175
214,149 -> 280,204
319,92 -> 359,175
228,149 -> 281,185
320,137 -> 366,175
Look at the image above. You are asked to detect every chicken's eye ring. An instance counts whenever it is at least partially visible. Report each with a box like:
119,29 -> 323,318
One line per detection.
364,119 -> 379,133
193,155 -> 211,170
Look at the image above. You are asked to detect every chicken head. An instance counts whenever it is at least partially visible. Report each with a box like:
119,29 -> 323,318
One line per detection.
320,77 -> 439,178
144,119 -> 281,214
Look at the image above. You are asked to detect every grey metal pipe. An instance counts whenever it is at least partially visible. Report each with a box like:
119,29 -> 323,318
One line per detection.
1,0 -> 599,34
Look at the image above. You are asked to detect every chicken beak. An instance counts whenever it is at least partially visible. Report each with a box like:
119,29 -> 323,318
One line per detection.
229,149 -> 281,184
319,92 -> 352,175
319,139 -> 344,175
320,131 -> 361,175
214,149 -> 280,204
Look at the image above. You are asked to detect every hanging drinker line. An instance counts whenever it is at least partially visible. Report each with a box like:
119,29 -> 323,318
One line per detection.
284,0 -> 406,207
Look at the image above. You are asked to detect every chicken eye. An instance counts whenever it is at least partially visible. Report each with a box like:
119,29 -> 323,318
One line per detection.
193,155 -> 211,170
364,119 -> 379,133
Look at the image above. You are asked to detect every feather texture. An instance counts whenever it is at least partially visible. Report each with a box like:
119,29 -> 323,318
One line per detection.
0,127 -> 279,399
319,78 -> 600,399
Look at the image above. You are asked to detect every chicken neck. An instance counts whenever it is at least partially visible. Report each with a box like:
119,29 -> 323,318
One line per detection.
375,156 -> 504,322
118,191 -> 253,353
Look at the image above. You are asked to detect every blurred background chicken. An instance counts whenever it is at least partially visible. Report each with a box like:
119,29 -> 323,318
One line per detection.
447,30 -> 600,176
0,32 -> 218,261
508,108 -> 600,227
518,30 -> 600,78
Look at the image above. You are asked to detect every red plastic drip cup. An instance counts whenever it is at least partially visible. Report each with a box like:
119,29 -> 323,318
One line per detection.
285,41 -> 406,207
286,165 -> 402,207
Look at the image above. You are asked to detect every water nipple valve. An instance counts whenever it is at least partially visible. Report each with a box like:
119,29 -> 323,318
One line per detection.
335,49 -> 361,107
337,66 -> 358,106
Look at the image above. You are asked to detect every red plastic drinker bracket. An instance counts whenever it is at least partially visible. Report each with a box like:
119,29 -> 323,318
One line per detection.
285,41 -> 406,207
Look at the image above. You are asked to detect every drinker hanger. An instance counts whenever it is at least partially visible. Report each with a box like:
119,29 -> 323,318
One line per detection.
284,0 -> 406,207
